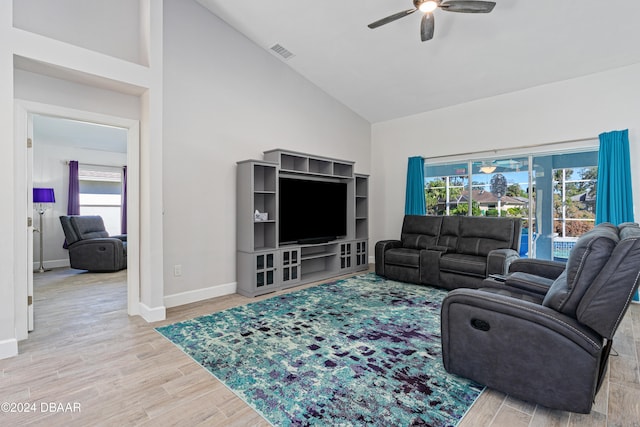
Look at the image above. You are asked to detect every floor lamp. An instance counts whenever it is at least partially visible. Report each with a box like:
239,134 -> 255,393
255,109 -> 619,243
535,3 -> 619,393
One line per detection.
33,188 -> 56,273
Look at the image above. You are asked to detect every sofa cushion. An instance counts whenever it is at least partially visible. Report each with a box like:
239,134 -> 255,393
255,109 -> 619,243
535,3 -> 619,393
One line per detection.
440,253 -> 487,277
385,248 -> 420,268
401,215 -> 442,249
401,234 -> 438,250
542,223 -> 619,317
457,217 -> 516,256
70,215 -> 110,240
437,216 -> 460,250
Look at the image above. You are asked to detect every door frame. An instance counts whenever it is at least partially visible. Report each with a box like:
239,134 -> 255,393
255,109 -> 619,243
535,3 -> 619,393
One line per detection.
14,100 -> 141,340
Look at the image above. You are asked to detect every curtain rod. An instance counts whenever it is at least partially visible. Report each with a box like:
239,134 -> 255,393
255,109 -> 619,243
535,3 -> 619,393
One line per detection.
63,160 -> 125,168
423,136 -> 599,161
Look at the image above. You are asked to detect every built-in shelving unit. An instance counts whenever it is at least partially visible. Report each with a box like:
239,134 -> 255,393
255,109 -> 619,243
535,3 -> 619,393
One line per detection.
237,150 -> 368,297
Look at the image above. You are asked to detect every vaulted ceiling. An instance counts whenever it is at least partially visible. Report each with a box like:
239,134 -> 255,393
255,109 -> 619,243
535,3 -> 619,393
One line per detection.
197,0 -> 640,123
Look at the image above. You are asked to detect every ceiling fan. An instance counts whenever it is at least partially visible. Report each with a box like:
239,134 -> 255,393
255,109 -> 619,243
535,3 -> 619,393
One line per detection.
368,0 -> 496,42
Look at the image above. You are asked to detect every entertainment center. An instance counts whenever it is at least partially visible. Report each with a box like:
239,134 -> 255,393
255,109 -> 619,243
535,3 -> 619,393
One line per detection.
237,149 -> 369,297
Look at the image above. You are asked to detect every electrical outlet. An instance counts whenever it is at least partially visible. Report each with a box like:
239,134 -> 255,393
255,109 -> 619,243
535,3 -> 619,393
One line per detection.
174,264 -> 182,277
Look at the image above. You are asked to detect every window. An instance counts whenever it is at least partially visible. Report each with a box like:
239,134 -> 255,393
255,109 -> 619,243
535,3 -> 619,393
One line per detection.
425,148 -> 598,260
425,162 -> 469,215
551,166 -> 597,259
79,166 -> 123,236
553,167 -> 597,237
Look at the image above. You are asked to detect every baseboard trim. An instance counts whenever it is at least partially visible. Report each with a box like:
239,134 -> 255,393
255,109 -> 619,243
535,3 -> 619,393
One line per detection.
138,302 -> 166,323
32,259 -> 70,270
164,281 -> 237,308
0,338 -> 18,360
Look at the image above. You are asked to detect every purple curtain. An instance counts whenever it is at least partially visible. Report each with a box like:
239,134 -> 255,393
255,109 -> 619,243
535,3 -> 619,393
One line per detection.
121,165 -> 127,234
63,161 -> 80,248
67,161 -> 80,215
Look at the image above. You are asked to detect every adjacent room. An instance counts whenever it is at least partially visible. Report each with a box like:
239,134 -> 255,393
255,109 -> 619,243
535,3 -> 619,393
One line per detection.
1,0 -> 639,426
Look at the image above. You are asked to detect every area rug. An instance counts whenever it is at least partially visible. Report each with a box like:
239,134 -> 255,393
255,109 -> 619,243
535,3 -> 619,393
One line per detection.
156,273 -> 484,426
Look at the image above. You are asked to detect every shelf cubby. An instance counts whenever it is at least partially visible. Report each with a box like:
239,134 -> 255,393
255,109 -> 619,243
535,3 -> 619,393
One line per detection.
280,153 -> 308,172
254,221 -> 276,250
301,256 -> 337,280
300,244 -> 338,260
254,192 -> 276,222
333,162 -> 353,178
254,164 -> 276,192
309,158 -> 332,175
355,219 -> 368,240
356,197 -> 368,219
356,175 -> 368,197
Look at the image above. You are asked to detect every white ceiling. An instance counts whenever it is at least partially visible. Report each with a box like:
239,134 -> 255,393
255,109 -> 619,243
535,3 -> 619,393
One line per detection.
196,0 -> 640,123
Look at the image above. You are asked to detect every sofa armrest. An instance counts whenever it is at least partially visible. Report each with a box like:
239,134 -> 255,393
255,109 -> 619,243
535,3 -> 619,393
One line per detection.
375,240 -> 403,276
486,248 -> 520,275
419,249 -> 444,286
508,258 -> 566,279
441,288 -> 603,413
111,234 -> 127,242
504,272 -> 555,296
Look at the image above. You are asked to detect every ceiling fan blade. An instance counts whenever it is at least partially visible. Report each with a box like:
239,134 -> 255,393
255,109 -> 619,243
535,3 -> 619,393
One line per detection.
440,1 -> 496,13
368,9 -> 417,29
420,13 -> 435,42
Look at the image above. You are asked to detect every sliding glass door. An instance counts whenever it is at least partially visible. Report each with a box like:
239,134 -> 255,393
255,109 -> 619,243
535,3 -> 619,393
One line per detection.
425,149 -> 598,261
532,151 -> 597,260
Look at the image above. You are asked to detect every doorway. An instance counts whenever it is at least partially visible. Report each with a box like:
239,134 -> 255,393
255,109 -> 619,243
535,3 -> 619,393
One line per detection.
14,100 -> 140,340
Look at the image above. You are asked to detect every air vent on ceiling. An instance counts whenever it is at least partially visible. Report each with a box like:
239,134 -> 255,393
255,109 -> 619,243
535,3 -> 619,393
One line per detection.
269,43 -> 295,60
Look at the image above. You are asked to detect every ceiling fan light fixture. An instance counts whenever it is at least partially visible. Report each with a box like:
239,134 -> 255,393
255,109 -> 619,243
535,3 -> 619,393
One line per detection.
418,1 -> 439,13
480,165 -> 497,174
369,0 -> 495,41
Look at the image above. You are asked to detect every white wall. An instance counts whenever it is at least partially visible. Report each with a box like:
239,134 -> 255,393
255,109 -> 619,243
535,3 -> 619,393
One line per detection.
1,1 -> 16,358
32,141 -> 127,269
371,63 -> 640,247
12,0 -> 143,65
15,70 -> 141,120
161,0 -> 371,302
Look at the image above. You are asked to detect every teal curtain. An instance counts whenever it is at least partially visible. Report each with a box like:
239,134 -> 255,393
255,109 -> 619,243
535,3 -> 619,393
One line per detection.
595,129 -> 637,301
405,156 -> 426,215
595,129 -> 634,225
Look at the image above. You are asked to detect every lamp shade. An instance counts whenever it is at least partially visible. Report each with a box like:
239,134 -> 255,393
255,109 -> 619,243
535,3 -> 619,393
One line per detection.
33,188 -> 56,203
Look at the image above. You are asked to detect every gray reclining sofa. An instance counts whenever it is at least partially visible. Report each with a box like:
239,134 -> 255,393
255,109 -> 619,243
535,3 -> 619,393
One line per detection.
375,215 -> 522,289
441,222 -> 640,413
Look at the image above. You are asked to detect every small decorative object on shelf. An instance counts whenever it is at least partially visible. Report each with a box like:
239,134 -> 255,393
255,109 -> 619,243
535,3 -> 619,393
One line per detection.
254,210 -> 268,222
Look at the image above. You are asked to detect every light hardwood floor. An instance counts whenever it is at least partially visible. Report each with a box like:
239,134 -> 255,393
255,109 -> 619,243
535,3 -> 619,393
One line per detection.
1,267 -> 639,426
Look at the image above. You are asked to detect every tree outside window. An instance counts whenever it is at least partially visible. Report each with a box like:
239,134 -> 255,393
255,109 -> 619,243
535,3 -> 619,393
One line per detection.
553,167 -> 597,237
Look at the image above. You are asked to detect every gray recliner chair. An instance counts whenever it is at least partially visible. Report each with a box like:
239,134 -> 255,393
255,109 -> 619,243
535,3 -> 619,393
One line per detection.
441,222 -> 640,413
60,215 -> 127,272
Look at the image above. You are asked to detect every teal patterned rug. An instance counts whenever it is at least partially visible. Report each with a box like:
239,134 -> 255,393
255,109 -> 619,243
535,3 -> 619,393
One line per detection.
156,273 -> 483,426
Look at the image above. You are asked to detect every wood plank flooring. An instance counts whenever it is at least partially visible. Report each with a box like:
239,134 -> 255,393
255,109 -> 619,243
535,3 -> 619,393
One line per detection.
0,267 -> 638,426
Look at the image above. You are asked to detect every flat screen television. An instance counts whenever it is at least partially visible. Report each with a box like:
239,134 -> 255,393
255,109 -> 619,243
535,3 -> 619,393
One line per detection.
279,177 -> 347,244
